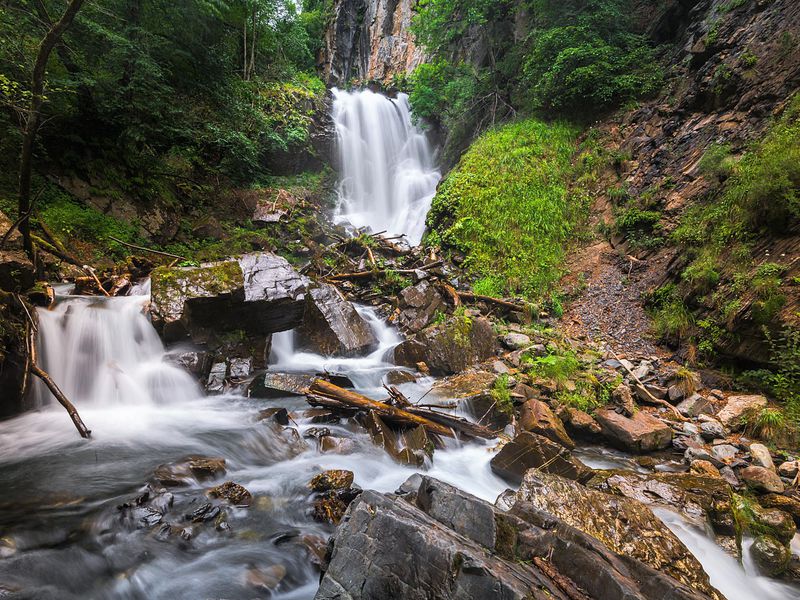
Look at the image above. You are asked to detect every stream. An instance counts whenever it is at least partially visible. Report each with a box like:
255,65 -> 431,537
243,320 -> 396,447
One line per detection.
0,89 -> 797,600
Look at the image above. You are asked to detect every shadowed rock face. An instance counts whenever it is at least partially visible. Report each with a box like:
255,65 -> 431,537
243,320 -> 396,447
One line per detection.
321,0 -> 425,86
315,475 -> 715,600
150,252 -> 309,342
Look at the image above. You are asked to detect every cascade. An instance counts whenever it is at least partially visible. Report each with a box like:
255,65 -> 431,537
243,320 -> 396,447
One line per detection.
332,88 -> 440,245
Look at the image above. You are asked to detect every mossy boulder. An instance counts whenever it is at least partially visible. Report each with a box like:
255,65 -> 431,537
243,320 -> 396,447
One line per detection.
394,314 -> 497,375
150,252 -> 308,341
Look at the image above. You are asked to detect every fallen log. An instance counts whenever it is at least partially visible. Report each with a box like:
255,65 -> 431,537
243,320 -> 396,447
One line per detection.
309,379 -> 454,438
108,235 -> 187,260
308,380 -> 495,440
457,292 -> 528,313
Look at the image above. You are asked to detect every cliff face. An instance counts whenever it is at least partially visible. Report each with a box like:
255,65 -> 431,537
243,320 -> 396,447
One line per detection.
321,0 -> 425,86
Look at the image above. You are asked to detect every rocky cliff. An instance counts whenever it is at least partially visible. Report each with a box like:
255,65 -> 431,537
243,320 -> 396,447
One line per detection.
320,0 -> 425,86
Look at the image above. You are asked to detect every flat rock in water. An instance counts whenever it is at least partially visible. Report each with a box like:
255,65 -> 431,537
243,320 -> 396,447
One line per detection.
297,283 -> 378,356
513,471 -> 722,599
315,475 -> 712,600
490,432 -> 592,484
594,408 -> 672,453
208,481 -> 252,506
150,252 -> 308,341
153,456 -> 226,487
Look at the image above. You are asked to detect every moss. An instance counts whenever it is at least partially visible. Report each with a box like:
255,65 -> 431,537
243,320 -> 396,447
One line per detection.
151,260 -> 243,300
493,514 -> 519,561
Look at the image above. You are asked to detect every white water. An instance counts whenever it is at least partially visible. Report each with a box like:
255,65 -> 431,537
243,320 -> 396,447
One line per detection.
332,88 -> 441,246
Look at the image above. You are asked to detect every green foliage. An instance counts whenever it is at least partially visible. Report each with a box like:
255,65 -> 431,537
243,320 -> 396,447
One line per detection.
698,143 -> 735,179
525,347 -> 580,389
614,206 -> 663,250
426,119 -> 581,301
745,408 -> 788,442
648,284 -> 695,343
491,373 -> 514,416
410,0 -> 662,151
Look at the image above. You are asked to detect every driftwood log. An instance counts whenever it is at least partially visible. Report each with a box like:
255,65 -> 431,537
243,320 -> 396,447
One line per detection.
306,380 -> 495,440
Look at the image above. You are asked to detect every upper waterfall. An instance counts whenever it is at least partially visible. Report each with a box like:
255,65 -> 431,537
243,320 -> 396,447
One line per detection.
332,88 -> 441,246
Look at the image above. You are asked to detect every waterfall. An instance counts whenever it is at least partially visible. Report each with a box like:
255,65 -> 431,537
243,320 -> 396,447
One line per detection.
332,88 -> 441,246
34,292 -> 200,408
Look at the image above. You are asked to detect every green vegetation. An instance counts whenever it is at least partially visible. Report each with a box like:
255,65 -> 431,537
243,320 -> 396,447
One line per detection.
410,0 -> 662,158
491,373 -> 514,416
426,119 -> 582,301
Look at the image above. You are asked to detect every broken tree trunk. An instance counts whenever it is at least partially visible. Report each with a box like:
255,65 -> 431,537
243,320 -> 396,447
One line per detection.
307,380 -> 495,440
27,324 -> 90,438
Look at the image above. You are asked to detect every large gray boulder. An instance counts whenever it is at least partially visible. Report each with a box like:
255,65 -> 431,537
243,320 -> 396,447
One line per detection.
296,283 -> 378,356
395,280 -> 444,333
513,471 -> 722,599
315,475 -> 714,600
150,252 -> 308,341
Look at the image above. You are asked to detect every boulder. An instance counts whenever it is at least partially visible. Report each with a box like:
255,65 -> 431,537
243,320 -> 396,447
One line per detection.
740,466 -> 785,493
315,475 -> 712,600
716,394 -> 768,430
165,350 -> 212,380
710,444 -> 739,463
394,316 -> 497,375
514,471 -> 721,599
490,432 -> 593,484
778,460 -> 800,479
519,399 -> 574,449
749,443 -> 775,470
588,470 -> 734,535
297,283 -> 378,356
676,393 -> 712,418
563,407 -> 603,437
750,535 -> 791,576
309,469 -> 354,492
699,419 -> 725,441
395,281 -> 444,333
610,383 -> 636,417
760,493 -> 800,526
206,361 -> 227,394
150,252 -> 309,341
501,332 -> 531,350
363,412 -> 433,467
153,456 -> 226,487
309,470 -> 359,525
249,372 -> 315,399
594,408 -> 672,453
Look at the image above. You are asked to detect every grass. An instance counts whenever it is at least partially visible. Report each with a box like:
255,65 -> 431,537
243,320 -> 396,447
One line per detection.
524,347 -> 580,389
491,374 -> 514,416
426,119 -> 582,301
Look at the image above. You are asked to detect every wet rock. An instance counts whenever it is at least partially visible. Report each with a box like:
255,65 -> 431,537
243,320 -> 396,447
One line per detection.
514,471 -> 721,598
394,316 -> 497,376
490,432 -> 593,485
363,412 -> 433,467
153,456 -> 226,486
588,470 -> 734,535
316,475 -> 710,600
257,407 -> 290,425
208,481 -> 252,506
751,535 -> 790,576
676,393 -> 712,418
395,280 -> 444,333
249,372 -> 315,398
716,394 -> 768,430
519,399 -> 574,449
246,564 -> 287,591
150,252 -> 308,342
310,470 -> 354,492
749,443 -> 775,470
594,408 -> 672,453
719,466 -> 740,488
206,361 -> 227,394
740,466 -> 785,493
297,283 -> 378,356
563,407 -> 602,437
385,369 -> 416,385
429,369 -> 495,399
166,350 -> 212,379
227,357 -> 252,379
319,435 -> 358,454
501,332 -> 531,350
188,502 -> 221,523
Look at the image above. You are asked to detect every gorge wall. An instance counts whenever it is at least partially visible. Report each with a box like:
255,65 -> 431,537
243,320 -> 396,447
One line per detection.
320,0 -> 425,86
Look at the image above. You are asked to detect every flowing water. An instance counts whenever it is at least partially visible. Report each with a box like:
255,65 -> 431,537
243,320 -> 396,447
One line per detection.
331,88 -> 441,246
1,90 -> 798,599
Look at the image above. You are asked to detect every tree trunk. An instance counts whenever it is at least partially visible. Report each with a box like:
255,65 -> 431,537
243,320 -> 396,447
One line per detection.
18,0 -> 87,260
248,4 -> 257,79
